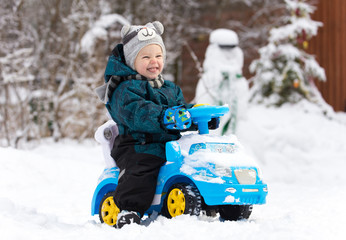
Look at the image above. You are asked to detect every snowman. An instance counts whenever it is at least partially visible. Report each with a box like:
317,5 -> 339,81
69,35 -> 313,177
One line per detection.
194,29 -> 249,134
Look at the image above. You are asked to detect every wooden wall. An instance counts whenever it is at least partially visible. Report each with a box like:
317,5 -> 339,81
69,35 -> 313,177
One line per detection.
309,0 -> 346,112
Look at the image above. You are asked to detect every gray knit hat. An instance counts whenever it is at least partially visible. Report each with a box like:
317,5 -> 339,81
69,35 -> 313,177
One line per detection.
121,21 -> 166,70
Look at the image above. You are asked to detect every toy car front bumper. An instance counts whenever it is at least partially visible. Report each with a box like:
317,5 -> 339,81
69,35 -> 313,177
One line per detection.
195,180 -> 268,206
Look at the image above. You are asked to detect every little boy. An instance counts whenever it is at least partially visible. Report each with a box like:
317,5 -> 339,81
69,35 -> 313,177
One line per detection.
96,21 -> 195,228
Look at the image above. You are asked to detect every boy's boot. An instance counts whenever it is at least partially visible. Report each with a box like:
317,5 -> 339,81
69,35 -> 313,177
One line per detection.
116,211 -> 141,228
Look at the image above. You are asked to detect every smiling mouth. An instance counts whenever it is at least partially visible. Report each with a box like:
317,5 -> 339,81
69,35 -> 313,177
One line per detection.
147,67 -> 159,73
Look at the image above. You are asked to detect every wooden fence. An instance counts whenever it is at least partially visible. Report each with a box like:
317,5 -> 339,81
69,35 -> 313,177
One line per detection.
309,0 -> 346,112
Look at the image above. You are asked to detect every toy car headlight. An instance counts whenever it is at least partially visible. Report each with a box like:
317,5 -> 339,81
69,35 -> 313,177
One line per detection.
214,165 -> 232,178
234,169 -> 257,184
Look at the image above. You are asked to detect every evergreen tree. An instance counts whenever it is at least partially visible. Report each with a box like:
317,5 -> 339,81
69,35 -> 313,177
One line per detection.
249,0 -> 326,107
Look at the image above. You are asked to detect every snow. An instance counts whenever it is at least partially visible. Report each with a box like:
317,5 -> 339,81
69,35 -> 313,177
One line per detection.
178,134 -> 260,183
223,195 -> 235,203
269,17 -> 322,43
178,133 -> 240,154
80,14 -> 130,54
269,0 -> 322,43
304,57 -> 326,81
1,102 -> 346,239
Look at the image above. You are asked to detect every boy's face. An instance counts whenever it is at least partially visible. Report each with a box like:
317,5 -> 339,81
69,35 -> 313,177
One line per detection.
134,44 -> 164,79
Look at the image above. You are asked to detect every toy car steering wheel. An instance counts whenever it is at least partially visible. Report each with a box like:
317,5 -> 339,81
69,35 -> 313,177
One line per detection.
188,105 -> 229,134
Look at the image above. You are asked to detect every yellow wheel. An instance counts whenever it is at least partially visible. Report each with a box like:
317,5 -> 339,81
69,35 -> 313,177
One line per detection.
162,183 -> 201,218
167,188 -> 186,217
99,192 -> 120,227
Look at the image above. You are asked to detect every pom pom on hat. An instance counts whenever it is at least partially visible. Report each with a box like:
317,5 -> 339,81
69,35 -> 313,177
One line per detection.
121,21 -> 166,70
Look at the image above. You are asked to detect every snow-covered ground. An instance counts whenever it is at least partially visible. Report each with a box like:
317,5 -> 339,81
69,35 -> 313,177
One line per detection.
1,103 -> 346,240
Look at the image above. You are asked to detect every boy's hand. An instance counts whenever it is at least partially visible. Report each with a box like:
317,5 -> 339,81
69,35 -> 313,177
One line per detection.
208,117 -> 220,130
193,104 -> 220,130
164,106 -> 192,130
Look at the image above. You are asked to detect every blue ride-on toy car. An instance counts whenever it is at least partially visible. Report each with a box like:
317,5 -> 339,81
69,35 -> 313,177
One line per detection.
91,105 -> 268,227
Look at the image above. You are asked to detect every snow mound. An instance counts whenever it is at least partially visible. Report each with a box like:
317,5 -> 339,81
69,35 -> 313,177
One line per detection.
237,102 -> 346,185
81,14 -> 129,54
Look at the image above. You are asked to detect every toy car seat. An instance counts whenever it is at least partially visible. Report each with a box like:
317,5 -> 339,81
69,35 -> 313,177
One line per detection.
94,120 -> 118,168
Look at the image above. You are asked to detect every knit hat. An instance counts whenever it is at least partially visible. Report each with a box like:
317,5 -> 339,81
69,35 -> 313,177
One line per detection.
121,21 -> 166,70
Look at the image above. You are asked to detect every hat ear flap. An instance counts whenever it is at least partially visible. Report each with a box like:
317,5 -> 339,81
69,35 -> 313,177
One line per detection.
121,25 -> 131,38
152,21 -> 164,35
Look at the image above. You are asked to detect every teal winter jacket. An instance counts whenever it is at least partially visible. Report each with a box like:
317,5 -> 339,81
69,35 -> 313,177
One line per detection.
104,44 -> 192,159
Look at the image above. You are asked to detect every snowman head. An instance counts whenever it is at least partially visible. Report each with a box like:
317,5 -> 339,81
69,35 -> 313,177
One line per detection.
210,29 -> 239,49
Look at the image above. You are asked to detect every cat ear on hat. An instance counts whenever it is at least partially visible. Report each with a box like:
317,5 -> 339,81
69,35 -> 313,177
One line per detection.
151,21 -> 164,35
121,25 -> 131,38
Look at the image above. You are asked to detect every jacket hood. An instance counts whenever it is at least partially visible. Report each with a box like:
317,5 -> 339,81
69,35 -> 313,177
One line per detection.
104,44 -> 137,83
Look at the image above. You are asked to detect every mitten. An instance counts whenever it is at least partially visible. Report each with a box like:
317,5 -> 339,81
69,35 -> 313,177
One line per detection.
164,106 -> 192,130
208,117 -> 220,130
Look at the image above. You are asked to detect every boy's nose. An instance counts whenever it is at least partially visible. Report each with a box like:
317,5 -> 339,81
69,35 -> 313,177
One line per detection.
149,58 -> 157,64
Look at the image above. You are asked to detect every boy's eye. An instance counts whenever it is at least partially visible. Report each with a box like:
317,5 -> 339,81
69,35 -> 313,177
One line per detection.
156,55 -> 162,58
143,56 -> 150,59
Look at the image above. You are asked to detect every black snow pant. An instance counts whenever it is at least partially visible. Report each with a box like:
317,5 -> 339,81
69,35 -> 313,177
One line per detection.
111,135 -> 166,217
